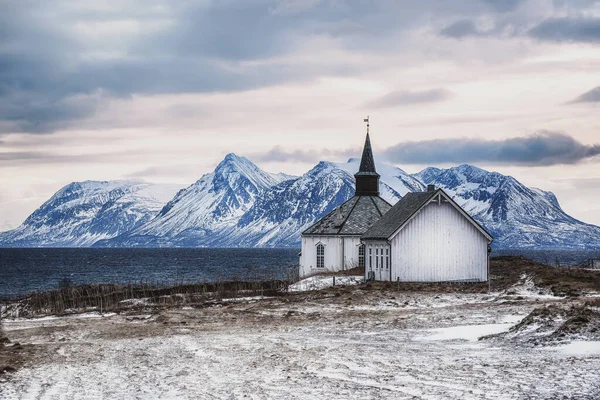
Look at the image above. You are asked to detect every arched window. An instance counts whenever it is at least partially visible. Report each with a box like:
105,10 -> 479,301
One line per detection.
316,243 -> 325,268
358,245 -> 365,269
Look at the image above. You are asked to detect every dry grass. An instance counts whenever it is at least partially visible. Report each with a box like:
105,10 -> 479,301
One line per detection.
3,279 -> 289,318
490,256 -> 600,295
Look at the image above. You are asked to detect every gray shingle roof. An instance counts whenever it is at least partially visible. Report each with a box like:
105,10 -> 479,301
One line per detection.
361,191 -> 437,240
302,196 -> 392,236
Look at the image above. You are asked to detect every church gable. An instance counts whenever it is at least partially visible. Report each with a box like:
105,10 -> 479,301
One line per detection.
362,189 -> 492,242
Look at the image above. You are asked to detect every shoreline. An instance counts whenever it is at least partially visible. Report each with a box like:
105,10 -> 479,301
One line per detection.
2,255 -> 600,317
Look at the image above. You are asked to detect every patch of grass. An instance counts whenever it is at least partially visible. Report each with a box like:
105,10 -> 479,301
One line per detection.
360,280 -> 489,293
490,256 -> 600,295
6,279 -> 289,318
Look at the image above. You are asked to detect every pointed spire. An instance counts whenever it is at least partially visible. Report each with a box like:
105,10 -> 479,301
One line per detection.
358,132 -> 377,174
354,119 -> 380,196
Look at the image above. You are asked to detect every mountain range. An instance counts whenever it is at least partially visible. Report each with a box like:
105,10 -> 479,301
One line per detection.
0,181 -> 182,247
1,154 -> 599,249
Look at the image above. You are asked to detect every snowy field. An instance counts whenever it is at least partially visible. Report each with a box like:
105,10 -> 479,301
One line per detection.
1,285 -> 600,399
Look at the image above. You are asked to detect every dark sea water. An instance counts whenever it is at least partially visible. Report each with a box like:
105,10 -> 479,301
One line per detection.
0,248 -> 299,299
1,248 -> 599,299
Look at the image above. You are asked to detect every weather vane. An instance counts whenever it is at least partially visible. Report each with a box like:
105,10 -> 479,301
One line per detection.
364,116 -> 369,134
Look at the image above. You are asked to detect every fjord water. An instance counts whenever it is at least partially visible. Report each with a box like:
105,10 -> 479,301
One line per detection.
0,248 -> 299,299
1,248 -> 599,299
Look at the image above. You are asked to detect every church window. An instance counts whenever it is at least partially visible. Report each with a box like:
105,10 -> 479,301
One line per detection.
385,248 -> 389,269
358,245 -> 365,269
316,243 -> 324,268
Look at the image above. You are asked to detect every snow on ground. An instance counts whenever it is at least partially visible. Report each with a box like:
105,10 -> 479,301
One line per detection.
1,291 -> 600,399
288,275 -> 363,292
555,341 -> 600,356
507,274 -> 560,299
414,323 -> 515,342
220,296 -> 274,302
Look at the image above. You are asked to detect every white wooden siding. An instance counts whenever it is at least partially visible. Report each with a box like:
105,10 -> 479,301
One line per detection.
299,235 -> 363,277
389,200 -> 488,282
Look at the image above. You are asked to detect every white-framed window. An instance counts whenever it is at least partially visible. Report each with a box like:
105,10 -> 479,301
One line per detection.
358,244 -> 365,269
376,248 -> 379,269
369,248 -> 372,270
316,243 -> 325,268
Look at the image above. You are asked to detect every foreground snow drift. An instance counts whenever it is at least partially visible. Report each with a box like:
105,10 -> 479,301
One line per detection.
288,275 -> 363,292
2,291 -> 600,399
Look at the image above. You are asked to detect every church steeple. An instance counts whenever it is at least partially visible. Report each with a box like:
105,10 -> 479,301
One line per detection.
354,119 -> 380,196
357,133 -> 377,174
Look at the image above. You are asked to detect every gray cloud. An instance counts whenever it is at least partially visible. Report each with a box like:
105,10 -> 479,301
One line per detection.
440,20 -> 488,38
570,86 -> 600,103
552,177 -> 600,190
528,17 -> 600,43
0,152 -> 50,162
124,164 -> 201,179
0,91 -> 105,133
0,1 -> 340,133
5,0 -> 426,134
249,132 -> 600,167
480,0 -> 523,12
382,131 -> 600,166
250,146 -> 355,164
1,0 -> 598,134
0,150 -> 143,166
367,88 -> 453,108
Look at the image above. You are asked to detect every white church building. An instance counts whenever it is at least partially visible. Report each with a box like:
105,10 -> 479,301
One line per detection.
299,132 -> 392,278
299,127 -> 493,282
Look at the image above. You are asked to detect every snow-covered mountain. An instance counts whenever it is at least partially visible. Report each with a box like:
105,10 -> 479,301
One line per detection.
232,161 -> 357,247
0,181 -> 183,247
93,154 -> 295,247
96,157 -> 425,248
234,159 -> 426,247
4,155 -> 599,249
415,164 -> 600,249
337,158 -> 426,200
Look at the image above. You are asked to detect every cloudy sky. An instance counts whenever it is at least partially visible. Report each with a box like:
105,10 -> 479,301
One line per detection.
1,0 -> 599,230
